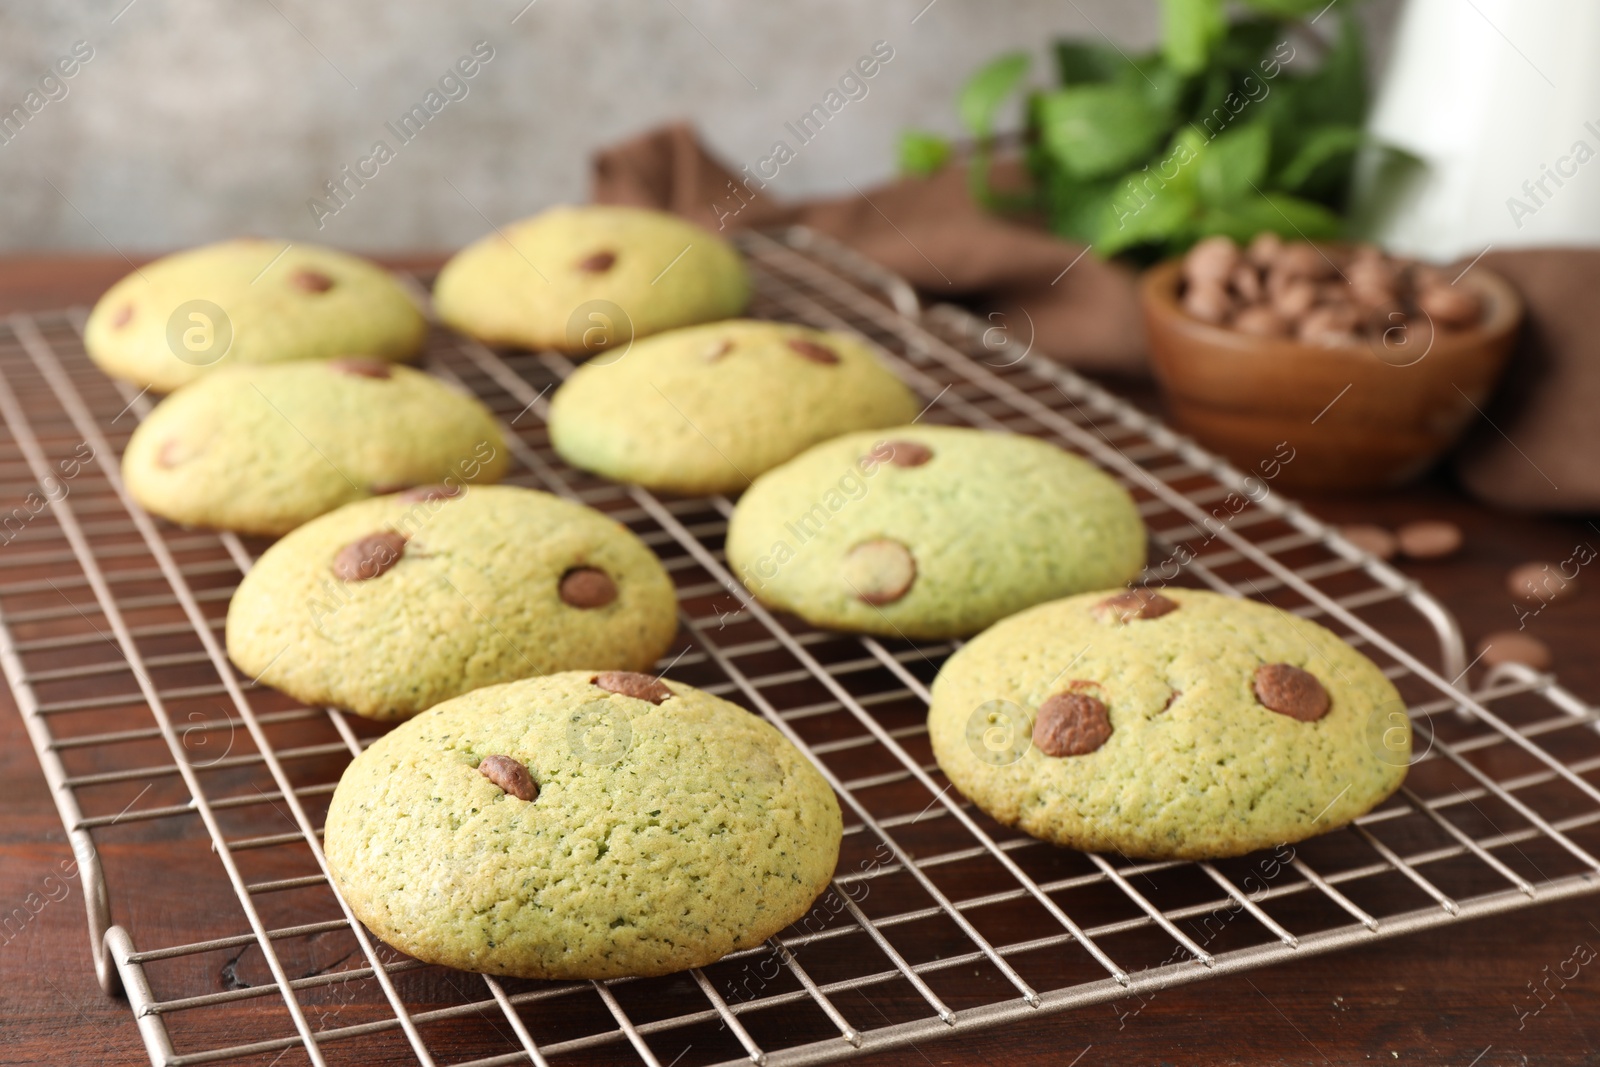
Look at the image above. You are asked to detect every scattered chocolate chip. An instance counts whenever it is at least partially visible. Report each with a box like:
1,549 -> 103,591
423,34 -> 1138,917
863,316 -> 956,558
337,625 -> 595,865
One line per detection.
1339,524 -> 1398,561
593,670 -> 673,704
787,338 -> 840,365
842,539 -> 916,605
328,357 -> 392,379
333,531 -> 407,581
157,438 -> 191,469
1396,520 -> 1463,560
576,250 -> 617,273
703,338 -> 734,361
478,754 -> 538,801
1476,631 -> 1553,671
112,303 -> 134,328
1252,663 -> 1330,722
1417,284 -> 1483,330
398,483 -> 462,503
868,440 -> 933,468
290,269 -> 335,293
1032,691 -> 1113,757
1508,561 -> 1576,605
559,566 -> 617,609
1095,588 -> 1179,623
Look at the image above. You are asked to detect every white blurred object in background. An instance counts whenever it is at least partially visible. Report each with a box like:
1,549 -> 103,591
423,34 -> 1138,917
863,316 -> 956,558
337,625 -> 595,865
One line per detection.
1355,0 -> 1600,259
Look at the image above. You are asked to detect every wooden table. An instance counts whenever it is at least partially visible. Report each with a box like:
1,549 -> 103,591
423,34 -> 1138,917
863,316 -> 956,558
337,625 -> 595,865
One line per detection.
1,257 -> 1594,1067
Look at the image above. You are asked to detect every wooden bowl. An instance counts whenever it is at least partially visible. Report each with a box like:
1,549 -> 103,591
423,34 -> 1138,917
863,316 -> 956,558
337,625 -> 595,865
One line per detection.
1140,257 -> 1523,492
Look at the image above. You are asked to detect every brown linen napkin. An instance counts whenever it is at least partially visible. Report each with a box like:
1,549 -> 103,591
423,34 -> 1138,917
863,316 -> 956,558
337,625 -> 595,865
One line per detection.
591,122 -> 1147,374
1453,249 -> 1600,513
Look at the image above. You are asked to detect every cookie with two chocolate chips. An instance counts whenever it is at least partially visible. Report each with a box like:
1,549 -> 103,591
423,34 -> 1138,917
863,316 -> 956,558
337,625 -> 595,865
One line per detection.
226,485 -> 678,720
927,588 -> 1410,859
323,671 -> 842,979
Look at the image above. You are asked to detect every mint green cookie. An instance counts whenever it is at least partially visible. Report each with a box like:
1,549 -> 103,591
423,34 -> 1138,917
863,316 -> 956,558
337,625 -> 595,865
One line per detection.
433,205 -> 749,353
124,360 -> 508,536
226,486 -> 679,720
84,239 -> 427,392
548,320 -> 921,496
724,427 -> 1147,639
928,589 -> 1410,859
323,671 -> 842,979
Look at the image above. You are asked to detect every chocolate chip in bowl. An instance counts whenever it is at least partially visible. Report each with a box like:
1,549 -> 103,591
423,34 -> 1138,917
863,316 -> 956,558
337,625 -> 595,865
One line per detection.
1141,236 -> 1522,491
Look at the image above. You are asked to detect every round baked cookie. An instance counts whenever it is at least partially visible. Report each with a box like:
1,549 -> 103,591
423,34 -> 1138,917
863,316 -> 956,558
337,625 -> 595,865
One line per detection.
927,588 -> 1411,859
323,671 -> 841,979
432,205 -> 750,354
123,360 -> 509,536
84,239 -> 427,392
724,426 -> 1147,639
226,486 -> 678,720
548,320 -> 921,496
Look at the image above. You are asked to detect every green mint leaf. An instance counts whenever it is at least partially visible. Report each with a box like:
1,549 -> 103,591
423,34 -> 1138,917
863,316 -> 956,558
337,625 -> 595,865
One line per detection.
1237,0 -> 1345,17
898,130 -> 953,177
1094,127 -> 1207,254
1159,0 -> 1227,75
1038,84 -> 1170,180
1275,124 -> 1363,190
1198,191 -> 1342,243
1196,121 -> 1270,206
1053,41 -> 1126,85
958,52 -> 1031,139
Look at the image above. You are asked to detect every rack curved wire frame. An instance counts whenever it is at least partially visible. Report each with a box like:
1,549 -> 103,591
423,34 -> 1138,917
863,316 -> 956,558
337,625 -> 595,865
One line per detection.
0,227 -> 1595,1067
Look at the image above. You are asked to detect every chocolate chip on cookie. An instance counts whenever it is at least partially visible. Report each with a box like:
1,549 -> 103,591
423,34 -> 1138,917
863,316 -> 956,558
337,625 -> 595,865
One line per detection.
1253,663 -> 1330,722
1095,589 -> 1179,623
112,303 -> 134,328
290,268 -> 335,293
478,754 -> 538,801
576,250 -> 617,273
786,338 -> 840,365
869,440 -> 933,468
1032,690 -> 1113,756
559,566 -> 618,609
593,670 -> 672,704
328,357 -> 393,379
334,531 -> 407,581
842,539 -> 916,605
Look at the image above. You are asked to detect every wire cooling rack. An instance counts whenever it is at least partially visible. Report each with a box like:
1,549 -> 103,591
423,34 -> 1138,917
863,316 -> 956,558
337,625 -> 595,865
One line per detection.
2,227 -> 1599,1067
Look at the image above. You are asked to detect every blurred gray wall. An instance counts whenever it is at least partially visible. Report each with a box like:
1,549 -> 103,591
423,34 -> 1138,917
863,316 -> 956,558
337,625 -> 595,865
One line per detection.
0,0 -> 1397,253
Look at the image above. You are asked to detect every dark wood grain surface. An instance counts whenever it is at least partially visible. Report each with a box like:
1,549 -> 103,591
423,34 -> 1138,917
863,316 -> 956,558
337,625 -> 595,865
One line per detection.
1,256 -> 1595,1067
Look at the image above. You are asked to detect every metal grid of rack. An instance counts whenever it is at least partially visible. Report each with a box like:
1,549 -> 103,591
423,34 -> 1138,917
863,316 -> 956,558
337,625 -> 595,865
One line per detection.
2,227 -> 1598,1067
